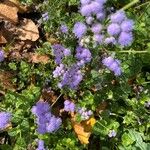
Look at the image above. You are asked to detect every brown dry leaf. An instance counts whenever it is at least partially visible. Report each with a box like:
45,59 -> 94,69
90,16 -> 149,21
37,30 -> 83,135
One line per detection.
9,0 -> 27,13
17,19 -> 39,41
0,31 -> 7,44
28,53 -> 49,64
0,71 -> 16,91
96,101 -> 108,114
42,88 -> 57,103
0,0 -> 19,24
71,117 -> 96,144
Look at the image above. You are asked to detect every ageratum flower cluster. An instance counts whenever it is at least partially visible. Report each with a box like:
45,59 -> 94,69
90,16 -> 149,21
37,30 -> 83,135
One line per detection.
36,139 -> 46,150
58,64 -> 83,89
52,44 -> 92,89
31,101 -> 62,134
64,100 -> 75,112
63,100 -> 93,120
60,24 -> 68,34
74,0 -> 134,47
107,11 -> 134,46
76,46 -> 92,66
0,112 -> 11,130
77,107 -> 93,120
52,44 -> 71,64
53,0 -> 135,87
102,56 -> 122,76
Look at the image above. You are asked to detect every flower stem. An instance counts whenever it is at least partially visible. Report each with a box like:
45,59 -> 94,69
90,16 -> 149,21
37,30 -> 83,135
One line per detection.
121,0 -> 140,10
119,50 -> 148,54
51,93 -> 63,107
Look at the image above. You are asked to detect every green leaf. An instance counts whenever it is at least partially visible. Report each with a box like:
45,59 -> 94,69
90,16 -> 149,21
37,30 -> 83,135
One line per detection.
122,132 -> 135,146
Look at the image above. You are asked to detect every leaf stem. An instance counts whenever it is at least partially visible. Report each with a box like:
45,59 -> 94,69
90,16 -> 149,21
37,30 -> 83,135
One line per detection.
121,0 -> 140,10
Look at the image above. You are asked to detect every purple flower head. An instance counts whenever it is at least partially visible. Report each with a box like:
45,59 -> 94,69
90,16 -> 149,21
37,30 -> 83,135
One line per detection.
80,4 -> 92,17
93,34 -> 104,44
31,101 -> 50,116
86,16 -> 94,25
96,12 -> 106,21
80,0 -> 91,5
31,101 -> 62,134
73,22 -> 87,39
108,130 -> 117,138
121,19 -> 134,32
46,116 -> 62,133
52,44 -> 64,64
37,123 -> 47,134
0,112 -> 11,130
42,12 -> 49,21
64,48 -> 71,56
60,64 -> 83,89
110,11 -> 126,24
53,64 -> 65,78
95,0 -> 107,4
64,100 -> 75,112
118,32 -> 133,47
60,24 -> 68,33
102,56 -> 114,67
77,107 -> 93,120
109,61 -> 121,76
52,44 -> 71,64
102,56 -> 122,76
75,46 -> 92,64
107,23 -> 121,36
0,50 -> 4,62
36,140 -> 46,150
91,23 -> 102,34
104,37 -> 116,45
90,1 -> 103,14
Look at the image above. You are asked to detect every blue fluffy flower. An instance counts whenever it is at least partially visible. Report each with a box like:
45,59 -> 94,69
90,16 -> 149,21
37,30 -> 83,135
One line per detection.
0,112 -> 11,130
107,23 -> 121,36
118,32 -> 133,47
110,11 -> 126,24
0,50 -> 4,62
121,19 -> 134,32
73,22 -> 87,39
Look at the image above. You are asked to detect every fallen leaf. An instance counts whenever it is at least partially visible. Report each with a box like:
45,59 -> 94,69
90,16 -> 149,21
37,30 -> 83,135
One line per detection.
71,117 -> 96,144
0,0 -> 18,24
9,0 -> 28,13
0,31 -> 7,44
42,88 -> 57,103
27,53 -> 49,64
96,101 -> 108,114
17,19 -> 39,41
0,71 -> 16,91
